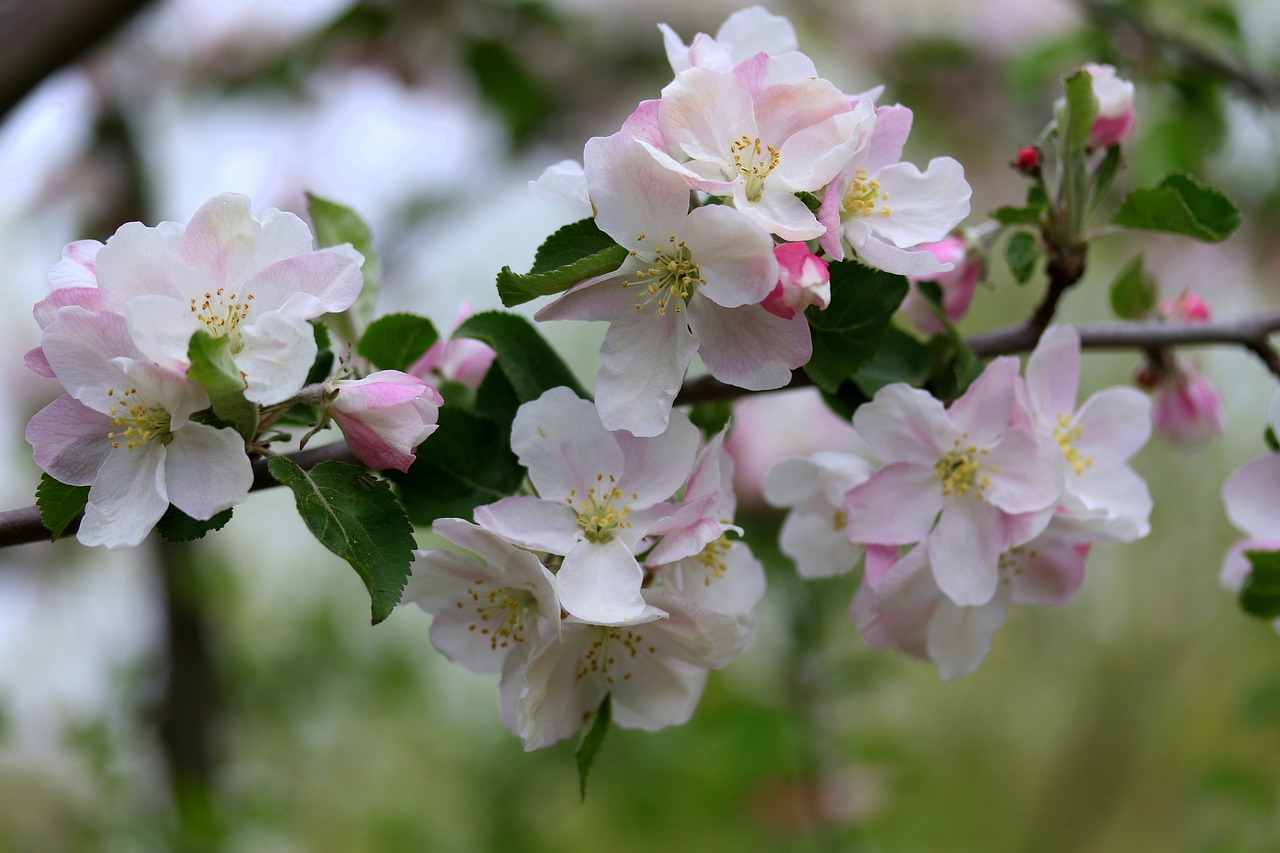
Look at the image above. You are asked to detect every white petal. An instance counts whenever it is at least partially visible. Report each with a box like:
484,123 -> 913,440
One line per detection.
77,444 -> 169,549
595,303 -> 699,437
926,593 -> 1010,681
928,497 -> 1003,606
555,538 -> 648,625
1025,325 -> 1081,425
164,423 -> 252,520
687,299 -> 809,391
510,387 -> 622,501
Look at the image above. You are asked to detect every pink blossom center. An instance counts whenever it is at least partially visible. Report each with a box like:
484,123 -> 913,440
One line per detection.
842,169 -> 891,219
730,135 -> 780,200
935,440 -> 991,498
106,386 -> 171,451
622,236 -> 705,316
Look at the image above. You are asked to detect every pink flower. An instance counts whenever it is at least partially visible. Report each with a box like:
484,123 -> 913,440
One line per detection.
328,370 -> 443,473
1083,63 -> 1136,149
899,235 -> 981,334
408,299 -> 496,390
761,243 -> 830,319
1148,366 -> 1224,449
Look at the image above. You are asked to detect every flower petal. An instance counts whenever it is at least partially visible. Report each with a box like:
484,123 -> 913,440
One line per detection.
687,299 -> 809,391
845,462 -> 943,545
928,496 -> 1003,606
164,423 -> 252,520
555,538 -> 649,624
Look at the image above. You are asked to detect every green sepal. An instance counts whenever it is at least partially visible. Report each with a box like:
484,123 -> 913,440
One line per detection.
308,193 -> 381,342
576,693 -> 612,803
803,261 -> 909,394
1112,172 -> 1241,243
1005,231 -> 1041,284
267,457 -> 415,625
1058,69 -> 1097,240
455,310 -> 588,401
1109,254 -> 1156,320
497,218 -> 628,307
357,312 -> 439,373
992,205 -> 1043,226
1092,144 -> 1123,211
156,506 -> 233,543
186,331 -> 258,445
36,473 -> 89,540
1240,550 -> 1280,619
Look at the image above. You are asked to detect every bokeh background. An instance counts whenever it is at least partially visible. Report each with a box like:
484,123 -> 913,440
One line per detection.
1,0 -> 1280,850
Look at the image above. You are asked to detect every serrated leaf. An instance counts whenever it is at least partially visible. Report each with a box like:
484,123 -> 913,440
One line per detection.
36,473 -> 88,540
156,506 -> 233,542
1113,172 -> 1241,243
187,331 -> 258,444
357,312 -> 439,373
1241,550 -> 1280,619
1109,254 -> 1156,320
1005,231 -> 1040,283
268,457 -> 415,624
496,244 -> 629,308
992,205 -> 1042,226
530,218 -> 617,275
803,261 -> 908,394
308,193 -> 381,341
577,693 -> 611,802
455,311 -> 587,401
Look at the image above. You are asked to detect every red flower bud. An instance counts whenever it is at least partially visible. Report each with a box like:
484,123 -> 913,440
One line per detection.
1014,146 -> 1041,174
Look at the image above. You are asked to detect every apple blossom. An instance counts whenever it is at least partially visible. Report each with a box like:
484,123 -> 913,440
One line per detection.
1145,363 -> 1225,449
326,370 -> 443,473
88,192 -> 365,405
535,131 -> 810,437
657,6 -> 798,75
473,387 -> 700,624
407,299 -> 496,390
844,357 -> 1065,606
763,449 -> 876,579
898,235 -> 981,335
25,308 -> 252,549
761,243 -> 830,320
1082,63 -> 1136,149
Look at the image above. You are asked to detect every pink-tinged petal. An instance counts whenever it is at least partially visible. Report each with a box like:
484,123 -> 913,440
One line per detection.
817,180 -> 846,260
852,383 -> 952,464
176,193 -> 265,284
948,357 -> 1019,446
1067,465 -> 1152,542
1152,371 -> 1224,448
1074,387 -> 1152,465
863,544 -> 903,590
329,372 -> 441,473
510,387 -> 623,501
716,6 -> 797,59
528,159 -> 590,209
845,463 -> 943,545
682,204 -> 778,308
779,506 -> 863,578
926,593 -> 1010,680
621,99 -> 666,150
556,538 -> 648,624
595,303 -> 700,437
616,408 -> 700,506
77,444 -> 169,549
24,347 -> 54,378
164,423 -> 252,519
851,232 -> 952,277
775,106 -> 873,192
474,496 -> 580,555
239,249 -> 364,316
33,285 -> 106,329
732,183 -> 824,241
658,67 -> 755,169
94,220 -> 192,307
854,590 -> 933,657
41,308 -> 137,407
1000,506 -> 1055,550
231,311 -> 315,405
868,158 -> 971,248
928,497 -> 1003,606
1223,454 -> 1280,540
1025,325 -> 1081,424
661,540 -> 766,622
585,132 -> 688,247
123,294 -> 203,372
688,300 -> 809,391
984,429 -> 1064,514
642,498 -> 723,567
46,240 -> 103,290
640,590 -> 752,668
1009,535 -> 1087,606
514,627 -> 607,750
27,395 -> 113,486
411,550 -> 512,672
865,105 -> 914,170
870,542 -> 938,607
534,268 -> 632,323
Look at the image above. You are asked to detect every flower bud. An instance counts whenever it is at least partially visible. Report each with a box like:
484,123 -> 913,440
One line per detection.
1157,289 -> 1210,323
761,243 -> 830,320
899,236 -> 981,335
409,299 -> 496,389
328,370 -> 444,473
1083,63 -> 1136,149
1014,146 -> 1041,174
1150,367 -> 1224,449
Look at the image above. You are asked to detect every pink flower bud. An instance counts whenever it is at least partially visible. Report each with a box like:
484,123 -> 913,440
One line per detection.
1014,146 -> 1041,174
1157,289 -> 1210,323
1083,63 -> 1136,149
1150,367 -> 1224,449
761,243 -> 830,320
329,370 -> 444,473
409,299 -> 496,390
899,236 -> 980,335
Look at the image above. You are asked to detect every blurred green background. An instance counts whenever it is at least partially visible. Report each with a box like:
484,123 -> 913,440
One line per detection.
1,0 -> 1279,850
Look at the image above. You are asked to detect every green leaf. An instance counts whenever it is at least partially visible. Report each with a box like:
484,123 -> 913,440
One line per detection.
455,311 -> 588,401
390,407 -> 525,526
1109,255 -> 1156,320
1240,550 -> 1280,619
1005,231 -> 1041,284
267,457 -> 415,624
1113,172 -> 1241,243
496,244 -> 628,308
36,473 -> 89,540
850,327 -> 932,397
992,205 -> 1042,226
530,218 -> 617,275
308,193 -> 381,341
156,506 -> 233,543
465,37 -> 553,144
357,312 -> 439,373
576,693 -> 611,802
688,400 -> 733,437
818,381 -> 871,421
802,261 -> 909,394
795,190 -> 823,213
473,364 -> 520,426
186,331 -> 258,444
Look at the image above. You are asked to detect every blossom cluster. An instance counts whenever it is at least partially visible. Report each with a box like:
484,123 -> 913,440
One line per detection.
25,193 -> 443,548
764,326 -> 1154,679
531,5 -> 972,438
404,387 -> 763,749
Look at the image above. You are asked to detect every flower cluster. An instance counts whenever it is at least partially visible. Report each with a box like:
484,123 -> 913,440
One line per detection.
404,387 -> 763,749
25,193 -> 443,547
531,5 -> 972,437
765,326 -> 1153,679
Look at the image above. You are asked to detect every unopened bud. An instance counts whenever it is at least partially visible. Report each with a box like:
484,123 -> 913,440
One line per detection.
1014,146 -> 1041,174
